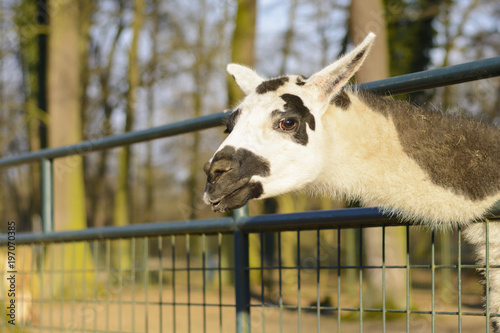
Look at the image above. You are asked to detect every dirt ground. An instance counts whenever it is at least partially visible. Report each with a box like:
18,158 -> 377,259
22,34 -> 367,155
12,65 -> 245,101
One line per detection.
6,279 -> 492,333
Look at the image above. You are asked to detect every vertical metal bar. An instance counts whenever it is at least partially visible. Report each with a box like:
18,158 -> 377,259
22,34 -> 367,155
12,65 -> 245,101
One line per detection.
131,238 -> 136,331
81,241 -> 88,332
14,246 -> 20,328
47,243 -> 54,331
457,227 -> 462,333
38,244 -> 44,333
1,245 -> 5,331
218,233 -> 223,333
93,240 -> 99,333
486,219 -> 491,333
382,226 -> 386,332
70,241 -> 77,330
186,234 -> 191,333
260,232 -> 265,333
234,205 -> 251,333
337,228 -> 341,333
202,234 -> 207,333
106,239 -> 111,332
406,226 -> 410,332
359,227 -> 363,333
31,244 -> 39,331
158,236 -> 163,333
297,231 -> 302,333
71,242 -> 76,331
118,240 -> 123,332
316,229 -> 320,333
144,237 -> 149,333
278,231 -> 283,333
41,158 -> 54,233
19,247 -> 26,331
22,248 -> 29,332
431,231 -> 435,333
172,235 -> 177,333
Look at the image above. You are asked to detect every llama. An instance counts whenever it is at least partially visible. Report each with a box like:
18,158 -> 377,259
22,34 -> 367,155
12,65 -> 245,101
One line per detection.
203,33 -> 500,329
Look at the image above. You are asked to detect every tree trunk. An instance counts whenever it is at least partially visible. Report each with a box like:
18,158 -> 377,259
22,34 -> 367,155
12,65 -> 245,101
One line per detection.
15,0 -> 45,231
226,0 -> 257,105
87,4 -> 125,228
113,0 -> 144,270
46,0 -> 94,298
279,0 -> 298,75
144,0 -> 160,223
186,0 -> 207,232
350,0 -> 407,309
349,0 -> 389,82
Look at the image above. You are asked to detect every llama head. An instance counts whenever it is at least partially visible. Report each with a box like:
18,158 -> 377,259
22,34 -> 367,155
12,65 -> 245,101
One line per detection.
203,33 -> 375,212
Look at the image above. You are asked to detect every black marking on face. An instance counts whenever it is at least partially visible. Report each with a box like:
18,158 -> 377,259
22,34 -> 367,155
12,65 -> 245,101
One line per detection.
234,147 -> 271,178
204,146 -> 270,212
331,90 -> 351,109
277,94 -> 316,146
359,90 -> 500,201
295,75 -> 308,86
206,146 -> 270,182
256,76 -> 289,94
222,108 -> 241,134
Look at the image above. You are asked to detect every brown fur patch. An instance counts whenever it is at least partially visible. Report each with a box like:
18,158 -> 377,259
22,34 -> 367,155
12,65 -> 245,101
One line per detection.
331,90 -> 351,109
358,90 -> 500,201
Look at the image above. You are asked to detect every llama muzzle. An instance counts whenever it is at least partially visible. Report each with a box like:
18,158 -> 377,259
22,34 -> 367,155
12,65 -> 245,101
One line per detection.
203,145 -> 270,212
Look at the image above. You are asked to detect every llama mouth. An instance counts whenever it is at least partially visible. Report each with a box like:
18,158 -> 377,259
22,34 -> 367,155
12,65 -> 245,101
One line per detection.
209,186 -> 247,213
211,200 -> 227,213
206,181 -> 265,213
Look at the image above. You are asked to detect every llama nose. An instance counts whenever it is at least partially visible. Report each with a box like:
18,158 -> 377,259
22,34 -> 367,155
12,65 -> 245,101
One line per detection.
204,159 -> 235,184
203,162 -> 211,177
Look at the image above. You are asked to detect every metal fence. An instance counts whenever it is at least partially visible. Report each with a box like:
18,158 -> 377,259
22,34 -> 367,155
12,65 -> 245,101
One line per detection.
1,57 -> 500,333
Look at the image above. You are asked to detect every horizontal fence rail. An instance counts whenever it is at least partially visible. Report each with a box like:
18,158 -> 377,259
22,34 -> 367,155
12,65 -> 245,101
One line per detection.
356,56 -> 500,95
0,56 -> 499,169
1,56 -> 500,333
2,205 -> 499,245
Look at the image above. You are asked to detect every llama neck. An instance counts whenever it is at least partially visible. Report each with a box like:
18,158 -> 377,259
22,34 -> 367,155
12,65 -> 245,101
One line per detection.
317,90 -> 500,226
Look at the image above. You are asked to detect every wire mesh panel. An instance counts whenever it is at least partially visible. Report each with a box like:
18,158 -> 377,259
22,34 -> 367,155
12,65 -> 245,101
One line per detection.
246,223 -> 499,333
0,233 -> 237,333
1,218 -> 499,332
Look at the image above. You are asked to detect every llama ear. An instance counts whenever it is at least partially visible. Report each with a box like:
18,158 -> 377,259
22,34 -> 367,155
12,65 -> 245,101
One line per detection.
306,32 -> 376,105
227,64 -> 265,95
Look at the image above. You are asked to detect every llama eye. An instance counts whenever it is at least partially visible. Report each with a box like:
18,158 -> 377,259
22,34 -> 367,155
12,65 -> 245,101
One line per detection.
224,127 -> 231,134
279,118 -> 298,131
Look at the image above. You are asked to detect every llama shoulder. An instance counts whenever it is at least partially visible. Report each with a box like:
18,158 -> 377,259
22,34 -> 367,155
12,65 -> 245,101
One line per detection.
338,89 -> 500,202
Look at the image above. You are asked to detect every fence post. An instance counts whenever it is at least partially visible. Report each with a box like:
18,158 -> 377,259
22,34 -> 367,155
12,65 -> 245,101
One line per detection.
234,205 -> 251,333
41,158 -> 54,233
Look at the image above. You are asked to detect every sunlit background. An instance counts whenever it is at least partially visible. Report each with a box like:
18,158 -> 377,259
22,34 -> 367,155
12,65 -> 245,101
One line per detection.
0,0 -> 499,331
